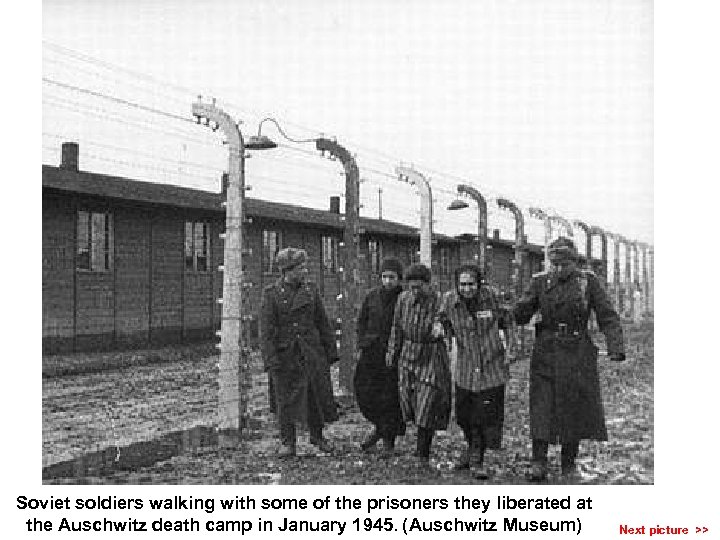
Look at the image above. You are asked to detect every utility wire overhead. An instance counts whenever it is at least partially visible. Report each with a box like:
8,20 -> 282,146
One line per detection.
42,41 -> 647,245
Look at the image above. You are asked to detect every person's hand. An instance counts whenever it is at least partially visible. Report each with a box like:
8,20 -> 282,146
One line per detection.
431,322 -> 445,339
609,352 -> 626,362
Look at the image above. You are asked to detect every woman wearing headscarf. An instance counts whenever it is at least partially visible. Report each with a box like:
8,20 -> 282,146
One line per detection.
436,262 -> 512,479
385,263 -> 451,463
514,237 -> 625,481
353,257 -> 406,454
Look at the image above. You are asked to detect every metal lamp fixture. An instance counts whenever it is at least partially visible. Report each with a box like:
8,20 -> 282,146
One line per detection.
447,198 -> 470,211
246,117 -> 317,149
447,184 -> 489,273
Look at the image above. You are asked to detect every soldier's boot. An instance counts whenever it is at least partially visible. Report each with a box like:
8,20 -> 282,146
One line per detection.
469,430 -> 489,480
309,426 -> 334,454
278,423 -> 297,458
414,427 -> 434,463
526,439 -> 549,482
360,428 -> 381,452
560,441 -> 580,480
453,427 -> 473,470
381,435 -> 396,457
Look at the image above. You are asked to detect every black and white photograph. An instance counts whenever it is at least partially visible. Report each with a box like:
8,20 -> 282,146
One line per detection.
38,0 -> 656,488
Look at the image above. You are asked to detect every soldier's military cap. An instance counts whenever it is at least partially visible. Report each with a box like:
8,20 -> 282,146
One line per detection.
380,257 -> 404,279
548,236 -> 579,261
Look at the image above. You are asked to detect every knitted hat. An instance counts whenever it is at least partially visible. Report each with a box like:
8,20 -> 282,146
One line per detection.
380,257 -> 404,279
454,262 -> 485,287
404,263 -> 432,283
275,247 -> 308,272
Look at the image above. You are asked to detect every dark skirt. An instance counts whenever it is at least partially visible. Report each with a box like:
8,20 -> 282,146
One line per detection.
353,342 -> 405,435
455,384 -> 505,449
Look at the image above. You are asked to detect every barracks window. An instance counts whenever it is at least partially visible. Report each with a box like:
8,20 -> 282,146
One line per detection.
368,239 -> 382,274
263,230 -> 282,274
76,210 -> 113,272
322,235 -> 339,273
185,221 -> 210,272
439,246 -> 451,276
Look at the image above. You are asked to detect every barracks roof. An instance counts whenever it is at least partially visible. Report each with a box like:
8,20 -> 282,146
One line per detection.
41,163 -> 542,252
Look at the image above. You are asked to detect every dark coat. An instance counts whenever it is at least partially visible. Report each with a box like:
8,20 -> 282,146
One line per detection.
260,279 -> 338,426
514,268 -> 624,443
353,285 -> 404,433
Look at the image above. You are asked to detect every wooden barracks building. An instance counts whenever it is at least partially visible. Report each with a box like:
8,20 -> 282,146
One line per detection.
42,142 -> 561,354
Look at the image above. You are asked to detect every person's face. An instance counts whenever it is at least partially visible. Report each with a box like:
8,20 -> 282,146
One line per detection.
408,279 -> 427,298
549,256 -> 577,276
284,262 -> 308,284
381,271 -> 399,289
457,271 -> 479,299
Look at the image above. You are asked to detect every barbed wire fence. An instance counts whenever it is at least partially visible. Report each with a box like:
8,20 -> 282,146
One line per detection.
42,41 -> 653,449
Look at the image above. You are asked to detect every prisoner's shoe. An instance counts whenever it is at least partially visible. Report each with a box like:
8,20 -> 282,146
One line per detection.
560,464 -> 580,483
360,430 -> 381,452
526,461 -> 548,482
453,451 -> 471,471
381,438 -> 396,457
471,464 -> 489,480
277,444 -> 296,458
310,437 -> 334,454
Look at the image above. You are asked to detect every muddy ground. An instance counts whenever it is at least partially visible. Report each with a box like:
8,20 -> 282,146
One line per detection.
42,323 -> 653,485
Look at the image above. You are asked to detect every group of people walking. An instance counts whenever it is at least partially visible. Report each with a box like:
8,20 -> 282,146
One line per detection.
260,237 -> 626,482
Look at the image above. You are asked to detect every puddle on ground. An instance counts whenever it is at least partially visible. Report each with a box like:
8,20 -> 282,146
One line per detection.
43,425 -> 251,482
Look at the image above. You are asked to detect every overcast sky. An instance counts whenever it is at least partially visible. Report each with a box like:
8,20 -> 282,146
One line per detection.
42,0 -> 653,246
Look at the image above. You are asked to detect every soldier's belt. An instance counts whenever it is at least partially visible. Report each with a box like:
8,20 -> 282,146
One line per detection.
537,322 -> 584,337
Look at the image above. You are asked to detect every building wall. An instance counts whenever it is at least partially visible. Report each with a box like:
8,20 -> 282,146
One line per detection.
42,192 -> 225,353
114,206 -> 151,348
42,193 -> 76,353
43,189 -> 567,354
149,209 -> 184,346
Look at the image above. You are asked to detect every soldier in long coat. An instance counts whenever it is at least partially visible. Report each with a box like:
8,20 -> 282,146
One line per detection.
514,237 -> 625,481
260,248 -> 339,457
354,257 -> 406,454
385,263 -> 451,462
436,263 -> 512,479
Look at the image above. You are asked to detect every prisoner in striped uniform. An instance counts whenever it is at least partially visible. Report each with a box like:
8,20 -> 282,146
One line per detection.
437,262 -> 512,479
385,263 -> 451,462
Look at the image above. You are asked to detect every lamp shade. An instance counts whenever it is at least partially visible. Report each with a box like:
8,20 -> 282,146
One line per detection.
448,199 -> 470,210
245,135 -> 278,150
